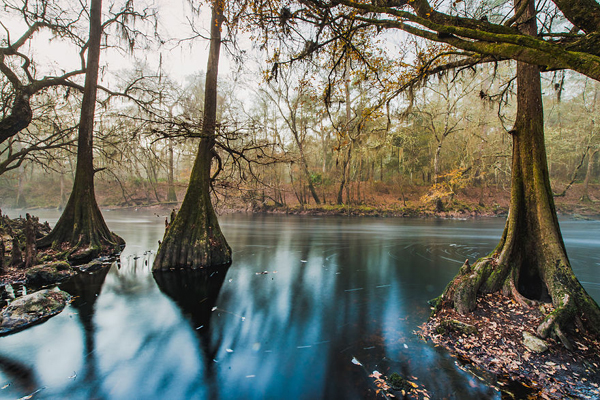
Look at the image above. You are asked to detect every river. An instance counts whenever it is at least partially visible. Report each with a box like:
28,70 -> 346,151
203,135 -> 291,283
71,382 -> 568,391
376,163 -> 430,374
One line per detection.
1,210 -> 599,399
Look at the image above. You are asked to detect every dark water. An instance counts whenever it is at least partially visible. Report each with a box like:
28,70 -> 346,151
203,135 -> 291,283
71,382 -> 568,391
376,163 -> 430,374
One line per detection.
1,210 -> 599,399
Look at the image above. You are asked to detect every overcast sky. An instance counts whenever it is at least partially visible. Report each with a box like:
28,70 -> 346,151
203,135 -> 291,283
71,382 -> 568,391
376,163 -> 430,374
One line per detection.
1,0 -> 244,89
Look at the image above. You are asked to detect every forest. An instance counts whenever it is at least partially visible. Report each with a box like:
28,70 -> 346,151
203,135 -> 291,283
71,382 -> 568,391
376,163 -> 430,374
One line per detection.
1,0 -> 600,399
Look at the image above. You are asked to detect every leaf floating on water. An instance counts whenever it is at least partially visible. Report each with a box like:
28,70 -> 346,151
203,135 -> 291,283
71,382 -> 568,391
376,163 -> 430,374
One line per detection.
370,371 -> 383,379
226,349 -> 234,353
351,357 -> 362,366
18,387 -> 45,400
1,383 -> 10,389
403,343 -> 409,349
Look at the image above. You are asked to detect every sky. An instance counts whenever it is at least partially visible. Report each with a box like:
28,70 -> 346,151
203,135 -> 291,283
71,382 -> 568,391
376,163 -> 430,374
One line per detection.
0,0 -> 242,90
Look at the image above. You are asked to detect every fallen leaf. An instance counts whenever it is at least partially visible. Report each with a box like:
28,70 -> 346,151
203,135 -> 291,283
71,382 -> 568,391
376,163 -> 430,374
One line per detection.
351,357 -> 362,366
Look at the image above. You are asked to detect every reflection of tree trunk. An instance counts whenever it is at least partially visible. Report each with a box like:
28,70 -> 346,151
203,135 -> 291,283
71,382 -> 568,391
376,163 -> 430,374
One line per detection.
37,0 -> 123,263
61,265 -> 111,397
581,147 -> 598,202
153,1 -> 230,270
438,0 -> 600,340
167,138 -> 177,203
0,355 -> 37,394
153,267 -> 229,400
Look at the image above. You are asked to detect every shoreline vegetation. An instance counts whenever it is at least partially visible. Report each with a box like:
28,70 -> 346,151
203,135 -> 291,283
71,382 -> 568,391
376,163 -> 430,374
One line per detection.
5,180 -> 600,220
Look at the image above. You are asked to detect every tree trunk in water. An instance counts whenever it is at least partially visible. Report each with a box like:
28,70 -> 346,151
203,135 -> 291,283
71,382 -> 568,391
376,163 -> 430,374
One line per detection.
167,138 -> 178,202
436,0 -> 600,340
37,0 -> 123,263
152,0 -> 231,271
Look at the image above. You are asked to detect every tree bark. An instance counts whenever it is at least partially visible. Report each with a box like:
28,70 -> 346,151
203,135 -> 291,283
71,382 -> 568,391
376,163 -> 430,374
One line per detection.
0,91 -> 33,145
152,0 -> 231,271
37,0 -> 123,263
433,143 -> 442,184
337,143 -> 352,205
436,0 -> 600,339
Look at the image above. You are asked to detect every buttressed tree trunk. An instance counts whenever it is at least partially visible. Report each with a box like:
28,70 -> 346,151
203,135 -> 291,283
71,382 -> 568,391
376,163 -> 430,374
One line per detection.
152,0 -> 231,271
436,0 -> 600,341
37,0 -> 123,262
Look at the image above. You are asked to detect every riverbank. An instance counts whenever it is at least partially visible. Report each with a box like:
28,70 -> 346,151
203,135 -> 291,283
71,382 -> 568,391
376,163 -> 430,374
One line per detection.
418,293 -> 600,399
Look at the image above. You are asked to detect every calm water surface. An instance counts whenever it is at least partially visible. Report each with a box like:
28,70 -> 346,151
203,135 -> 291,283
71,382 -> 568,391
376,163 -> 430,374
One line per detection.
1,210 -> 599,399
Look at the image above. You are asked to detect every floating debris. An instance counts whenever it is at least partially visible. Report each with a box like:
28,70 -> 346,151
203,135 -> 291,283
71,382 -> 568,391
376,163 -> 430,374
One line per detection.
351,357 -> 363,366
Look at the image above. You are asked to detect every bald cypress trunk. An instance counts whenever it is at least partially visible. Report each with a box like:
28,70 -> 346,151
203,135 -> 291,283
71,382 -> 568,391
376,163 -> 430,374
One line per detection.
37,0 -> 123,262
436,0 -> 600,340
152,0 -> 231,271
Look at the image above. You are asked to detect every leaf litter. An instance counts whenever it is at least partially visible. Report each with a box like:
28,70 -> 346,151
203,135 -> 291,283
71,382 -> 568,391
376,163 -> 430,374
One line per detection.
418,292 -> 600,399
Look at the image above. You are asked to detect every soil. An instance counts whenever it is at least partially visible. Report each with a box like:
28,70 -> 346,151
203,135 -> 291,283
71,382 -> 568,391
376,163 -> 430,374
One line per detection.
418,293 -> 600,399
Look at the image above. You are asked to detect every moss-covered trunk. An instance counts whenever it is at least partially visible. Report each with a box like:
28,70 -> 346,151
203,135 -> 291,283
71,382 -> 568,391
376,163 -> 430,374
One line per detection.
437,0 -> 600,339
152,0 -> 231,271
37,0 -> 123,262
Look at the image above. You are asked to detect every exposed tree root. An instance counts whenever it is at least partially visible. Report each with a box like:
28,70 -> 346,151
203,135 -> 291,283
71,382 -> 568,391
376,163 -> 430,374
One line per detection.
436,254 -> 600,348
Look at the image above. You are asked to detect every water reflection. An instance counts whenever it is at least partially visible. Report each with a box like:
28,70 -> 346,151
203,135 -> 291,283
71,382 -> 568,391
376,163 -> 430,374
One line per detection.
209,214 -> 496,399
0,211 -> 598,399
153,266 -> 230,399
60,264 -> 112,398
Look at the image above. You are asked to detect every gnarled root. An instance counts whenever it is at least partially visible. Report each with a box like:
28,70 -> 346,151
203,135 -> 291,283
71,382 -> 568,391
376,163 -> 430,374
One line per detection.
438,258 -> 502,315
536,293 -> 574,339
